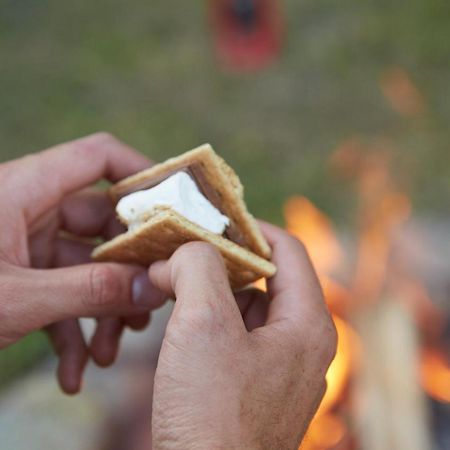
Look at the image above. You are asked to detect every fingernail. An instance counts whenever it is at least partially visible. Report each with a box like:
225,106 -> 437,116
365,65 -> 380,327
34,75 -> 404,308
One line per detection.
132,271 -> 165,308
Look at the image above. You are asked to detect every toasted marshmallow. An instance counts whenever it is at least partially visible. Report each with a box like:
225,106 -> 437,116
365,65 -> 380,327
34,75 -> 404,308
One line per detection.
116,171 -> 230,234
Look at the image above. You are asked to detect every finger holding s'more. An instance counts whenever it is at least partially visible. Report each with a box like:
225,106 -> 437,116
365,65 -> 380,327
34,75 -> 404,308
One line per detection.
92,144 -> 276,289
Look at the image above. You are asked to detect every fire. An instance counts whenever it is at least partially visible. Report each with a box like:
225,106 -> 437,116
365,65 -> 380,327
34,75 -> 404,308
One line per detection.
333,140 -> 450,408
283,196 -> 353,305
301,413 -> 346,450
331,138 -> 413,307
283,195 -> 351,314
253,277 -> 267,292
282,140 -> 448,448
352,192 -> 412,306
282,197 -> 358,413
283,196 -> 359,449
284,196 -> 344,275
298,316 -> 359,449
317,316 -> 359,415
319,276 -> 351,315
420,348 -> 450,404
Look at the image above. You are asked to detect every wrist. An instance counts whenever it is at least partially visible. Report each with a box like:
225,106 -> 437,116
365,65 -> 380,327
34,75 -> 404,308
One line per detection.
153,439 -> 259,450
152,425 -> 265,450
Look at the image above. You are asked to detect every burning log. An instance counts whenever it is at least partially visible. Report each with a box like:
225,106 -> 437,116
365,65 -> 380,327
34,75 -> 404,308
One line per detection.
353,299 -> 432,450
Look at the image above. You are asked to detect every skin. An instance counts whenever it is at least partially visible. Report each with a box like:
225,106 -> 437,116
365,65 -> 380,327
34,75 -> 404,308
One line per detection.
0,132 -> 167,394
149,224 -> 337,450
0,133 -> 337,448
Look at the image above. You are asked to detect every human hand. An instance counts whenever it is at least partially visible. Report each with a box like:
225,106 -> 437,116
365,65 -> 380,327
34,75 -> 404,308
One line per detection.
0,133 -> 166,393
149,222 -> 337,450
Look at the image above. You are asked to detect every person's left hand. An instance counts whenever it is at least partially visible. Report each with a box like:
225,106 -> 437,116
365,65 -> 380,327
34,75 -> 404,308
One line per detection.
0,133 -> 167,394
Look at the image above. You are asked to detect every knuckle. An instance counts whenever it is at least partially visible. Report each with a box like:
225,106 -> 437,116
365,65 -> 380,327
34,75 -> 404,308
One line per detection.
285,310 -> 337,367
285,230 -> 302,245
71,132 -> 117,157
88,265 -> 122,308
284,231 -> 310,256
325,318 -> 339,362
314,315 -> 338,366
265,319 -> 306,356
290,234 -> 308,255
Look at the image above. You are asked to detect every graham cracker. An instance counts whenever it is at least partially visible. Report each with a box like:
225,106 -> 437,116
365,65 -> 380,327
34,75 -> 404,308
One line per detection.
92,208 -> 276,289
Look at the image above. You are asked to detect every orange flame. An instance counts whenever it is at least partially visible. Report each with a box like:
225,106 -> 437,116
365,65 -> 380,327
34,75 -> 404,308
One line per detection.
283,197 -> 358,419
331,139 -> 412,307
317,316 -> 359,415
300,413 -> 346,450
352,192 -> 412,305
297,317 -> 359,450
253,277 -> 267,292
420,348 -> 450,404
284,196 -> 344,275
283,195 -> 352,313
319,276 -> 351,315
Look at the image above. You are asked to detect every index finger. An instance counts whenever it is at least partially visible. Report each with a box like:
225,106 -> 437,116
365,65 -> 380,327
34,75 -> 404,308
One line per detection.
9,132 -> 151,223
258,221 -> 326,327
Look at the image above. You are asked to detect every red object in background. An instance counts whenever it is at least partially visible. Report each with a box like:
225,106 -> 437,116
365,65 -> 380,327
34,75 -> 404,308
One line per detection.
209,0 -> 284,72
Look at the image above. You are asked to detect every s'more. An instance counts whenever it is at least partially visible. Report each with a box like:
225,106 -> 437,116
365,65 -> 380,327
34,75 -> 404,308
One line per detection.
92,144 -> 276,288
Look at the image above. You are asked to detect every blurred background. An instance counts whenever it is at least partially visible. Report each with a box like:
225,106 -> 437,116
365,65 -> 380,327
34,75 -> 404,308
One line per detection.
0,1 -> 449,449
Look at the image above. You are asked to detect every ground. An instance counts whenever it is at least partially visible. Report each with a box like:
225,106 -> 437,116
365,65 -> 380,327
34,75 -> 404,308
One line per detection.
0,0 -> 449,383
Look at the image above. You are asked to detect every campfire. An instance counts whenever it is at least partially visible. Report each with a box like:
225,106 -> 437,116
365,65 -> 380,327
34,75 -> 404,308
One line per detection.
277,140 -> 450,450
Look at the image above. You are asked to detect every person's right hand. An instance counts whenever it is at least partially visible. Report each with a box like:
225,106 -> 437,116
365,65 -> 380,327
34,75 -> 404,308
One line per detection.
149,222 -> 337,450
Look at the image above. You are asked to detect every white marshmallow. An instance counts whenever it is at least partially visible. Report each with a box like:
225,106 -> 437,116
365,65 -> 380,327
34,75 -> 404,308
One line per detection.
116,171 -> 230,234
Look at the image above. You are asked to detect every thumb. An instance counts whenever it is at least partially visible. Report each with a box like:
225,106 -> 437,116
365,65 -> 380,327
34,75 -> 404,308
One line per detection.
3,263 -> 166,335
149,242 -> 243,332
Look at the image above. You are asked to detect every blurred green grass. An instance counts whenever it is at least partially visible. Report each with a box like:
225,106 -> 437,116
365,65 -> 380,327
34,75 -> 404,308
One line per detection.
0,332 -> 49,387
0,0 -> 449,385
1,0 -> 449,220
